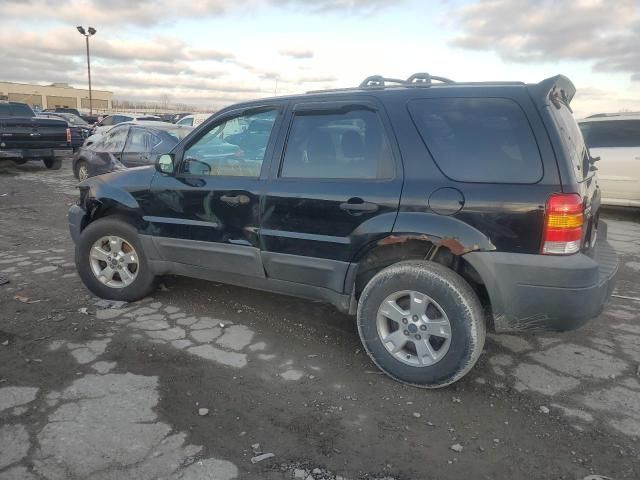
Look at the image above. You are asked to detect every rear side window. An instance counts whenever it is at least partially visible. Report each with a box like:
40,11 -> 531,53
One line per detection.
580,120 -> 640,148
281,109 -> 394,180
408,98 -> 543,183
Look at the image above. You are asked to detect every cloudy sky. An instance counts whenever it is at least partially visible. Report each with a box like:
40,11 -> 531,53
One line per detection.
1,0 -> 639,117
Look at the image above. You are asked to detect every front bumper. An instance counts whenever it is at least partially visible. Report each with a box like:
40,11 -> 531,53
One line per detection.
464,222 -> 618,332
68,204 -> 85,244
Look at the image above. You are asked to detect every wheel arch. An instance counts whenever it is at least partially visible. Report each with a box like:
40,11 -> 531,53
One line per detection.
349,230 -> 493,328
79,184 -> 146,235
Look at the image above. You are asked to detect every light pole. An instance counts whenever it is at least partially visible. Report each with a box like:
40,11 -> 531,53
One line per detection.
76,26 -> 96,115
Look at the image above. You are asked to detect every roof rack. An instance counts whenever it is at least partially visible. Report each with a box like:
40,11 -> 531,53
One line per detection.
359,72 -> 455,88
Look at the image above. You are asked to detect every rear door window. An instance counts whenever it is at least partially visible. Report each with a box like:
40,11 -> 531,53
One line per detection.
280,109 -> 394,180
408,98 -> 543,183
579,120 -> 640,148
124,128 -> 151,153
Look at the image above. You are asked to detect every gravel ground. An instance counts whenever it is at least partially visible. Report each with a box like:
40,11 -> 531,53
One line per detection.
0,161 -> 639,480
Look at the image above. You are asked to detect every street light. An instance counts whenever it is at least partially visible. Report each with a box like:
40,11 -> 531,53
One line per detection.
76,26 -> 97,115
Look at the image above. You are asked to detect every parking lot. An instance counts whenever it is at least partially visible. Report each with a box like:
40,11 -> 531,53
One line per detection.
1,161 -> 639,479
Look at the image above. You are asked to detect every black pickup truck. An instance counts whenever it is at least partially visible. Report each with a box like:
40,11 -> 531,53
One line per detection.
0,101 -> 72,169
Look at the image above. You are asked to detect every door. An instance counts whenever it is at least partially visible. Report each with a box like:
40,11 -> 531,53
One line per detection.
121,127 -> 153,167
145,105 -> 284,278
580,119 -> 640,205
261,100 -> 403,292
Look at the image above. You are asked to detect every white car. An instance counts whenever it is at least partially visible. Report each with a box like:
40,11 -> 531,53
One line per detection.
175,113 -> 213,128
579,113 -> 640,207
93,113 -> 162,136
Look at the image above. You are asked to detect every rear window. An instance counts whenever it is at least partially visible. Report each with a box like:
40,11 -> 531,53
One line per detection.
579,120 -> 640,148
0,103 -> 34,117
408,98 -> 543,183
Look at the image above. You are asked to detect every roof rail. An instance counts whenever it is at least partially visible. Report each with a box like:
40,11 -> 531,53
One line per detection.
359,72 -> 455,88
585,112 -> 640,118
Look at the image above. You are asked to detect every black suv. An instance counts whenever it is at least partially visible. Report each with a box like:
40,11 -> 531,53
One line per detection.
68,73 -> 618,387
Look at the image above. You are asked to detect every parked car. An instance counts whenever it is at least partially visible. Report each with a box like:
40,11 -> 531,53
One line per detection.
37,112 -> 92,151
92,113 -> 162,136
175,113 -> 212,127
0,101 -> 71,169
68,73 -> 618,388
45,107 -> 82,118
579,113 -> 640,207
72,121 -> 193,180
172,112 -> 192,123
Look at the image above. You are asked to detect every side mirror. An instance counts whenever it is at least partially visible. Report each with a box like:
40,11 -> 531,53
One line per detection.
156,153 -> 176,174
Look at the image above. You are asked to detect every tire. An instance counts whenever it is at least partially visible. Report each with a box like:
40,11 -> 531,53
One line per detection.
75,216 -> 156,301
43,157 -> 62,170
75,160 -> 89,180
357,260 -> 486,388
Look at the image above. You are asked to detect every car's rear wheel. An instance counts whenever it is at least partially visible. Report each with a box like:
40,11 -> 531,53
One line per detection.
75,217 -> 155,301
357,260 -> 486,388
76,160 -> 89,180
43,157 -> 62,170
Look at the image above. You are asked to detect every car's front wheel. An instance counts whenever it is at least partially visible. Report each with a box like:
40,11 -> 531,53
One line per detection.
357,260 -> 486,388
75,217 -> 155,301
43,157 -> 62,170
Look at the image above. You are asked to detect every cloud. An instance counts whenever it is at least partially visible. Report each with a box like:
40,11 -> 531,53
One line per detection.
450,0 -> 640,81
274,0 -> 401,14
1,0 -> 399,26
279,48 -> 314,59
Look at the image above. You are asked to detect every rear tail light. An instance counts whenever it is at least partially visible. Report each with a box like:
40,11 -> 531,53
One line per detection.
541,193 -> 584,255
66,128 -> 72,144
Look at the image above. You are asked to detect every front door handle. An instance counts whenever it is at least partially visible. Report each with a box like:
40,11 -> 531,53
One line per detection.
340,198 -> 379,214
220,194 -> 250,206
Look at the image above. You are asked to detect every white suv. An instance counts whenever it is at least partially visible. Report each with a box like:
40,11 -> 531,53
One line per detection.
579,113 -> 640,207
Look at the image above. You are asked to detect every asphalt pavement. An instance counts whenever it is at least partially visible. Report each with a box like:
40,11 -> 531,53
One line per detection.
0,161 -> 639,479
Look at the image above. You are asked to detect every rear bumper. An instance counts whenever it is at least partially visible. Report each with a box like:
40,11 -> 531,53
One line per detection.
464,222 -> 618,332
0,148 -> 72,160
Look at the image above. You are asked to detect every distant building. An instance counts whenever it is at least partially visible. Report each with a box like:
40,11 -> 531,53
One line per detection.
0,81 -> 113,111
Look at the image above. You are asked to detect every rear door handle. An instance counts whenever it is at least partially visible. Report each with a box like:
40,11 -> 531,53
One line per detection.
220,194 -> 250,206
340,199 -> 379,214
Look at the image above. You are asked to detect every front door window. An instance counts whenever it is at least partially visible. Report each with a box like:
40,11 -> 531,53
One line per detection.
181,110 -> 278,177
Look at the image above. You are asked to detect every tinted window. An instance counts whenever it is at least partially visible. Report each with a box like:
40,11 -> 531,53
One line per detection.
100,116 -> 114,126
182,109 -> 277,177
408,98 -> 543,183
580,120 -> 640,148
281,109 -> 394,179
101,126 -> 129,152
177,117 -> 193,126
